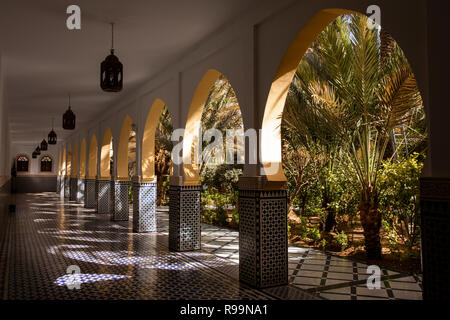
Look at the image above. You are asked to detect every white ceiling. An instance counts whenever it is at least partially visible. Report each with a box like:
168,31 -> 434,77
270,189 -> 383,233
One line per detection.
0,0 -> 259,144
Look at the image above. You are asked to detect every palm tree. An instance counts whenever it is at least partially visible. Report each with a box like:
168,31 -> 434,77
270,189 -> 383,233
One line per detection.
155,105 -> 173,205
200,75 -> 243,174
282,14 -> 423,259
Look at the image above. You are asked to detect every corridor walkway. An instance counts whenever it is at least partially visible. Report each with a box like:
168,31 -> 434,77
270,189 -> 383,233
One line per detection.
0,193 -> 422,300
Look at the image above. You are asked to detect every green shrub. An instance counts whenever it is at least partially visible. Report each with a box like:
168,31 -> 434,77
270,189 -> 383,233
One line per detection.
334,231 -> 348,251
306,227 -> 321,243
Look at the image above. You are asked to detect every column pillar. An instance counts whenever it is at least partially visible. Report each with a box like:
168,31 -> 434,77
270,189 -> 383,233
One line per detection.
111,179 -> 130,221
77,178 -> 85,203
69,177 -> 77,201
420,178 -> 450,300
168,179 -> 202,252
238,176 -> 288,289
56,176 -> 60,194
97,178 -> 111,214
132,177 -> 157,233
84,178 -> 96,209
64,176 -> 70,198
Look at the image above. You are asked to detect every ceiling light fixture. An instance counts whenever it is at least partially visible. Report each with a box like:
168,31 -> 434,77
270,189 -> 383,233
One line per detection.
100,23 -> 123,92
63,94 -> 76,130
48,118 -> 57,145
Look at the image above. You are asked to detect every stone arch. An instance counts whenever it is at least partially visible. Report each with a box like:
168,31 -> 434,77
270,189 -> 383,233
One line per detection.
71,143 -> 79,178
58,151 -> 62,176
88,135 -> 98,179
100,127 -> 113,180
79,139 -> 87,179
142,99 -> 167,182
62,148 -> 66,176
261,8 -> 356,182
67,146 -> 72,177
117,115 -> 134,181
182,69 -> 243,185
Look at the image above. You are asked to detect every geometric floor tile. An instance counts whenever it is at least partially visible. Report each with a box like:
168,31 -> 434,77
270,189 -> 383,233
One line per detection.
0,193 -> 423,300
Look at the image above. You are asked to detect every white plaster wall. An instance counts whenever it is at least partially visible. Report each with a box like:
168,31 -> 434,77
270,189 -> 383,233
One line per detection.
0,53 -> 12,187
11,143 -> 59,176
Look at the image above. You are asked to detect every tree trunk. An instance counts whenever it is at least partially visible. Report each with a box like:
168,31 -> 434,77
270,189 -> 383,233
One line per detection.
324,207 -> 336,233
359,199 -> 382,260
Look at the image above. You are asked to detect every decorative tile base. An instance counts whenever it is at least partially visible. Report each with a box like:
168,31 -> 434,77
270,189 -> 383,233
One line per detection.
238,189 -> 288,289
64,177 -> 70,198
133,182 -> 157,233
56,176 -> 61,194
77,179 -> 85,203
97,180 -> 111,214
69,178 -> 77,201
169,185 -> 202,252
84,179 -> 96,209
420,177 -> 450,300
112,180 -> 130,221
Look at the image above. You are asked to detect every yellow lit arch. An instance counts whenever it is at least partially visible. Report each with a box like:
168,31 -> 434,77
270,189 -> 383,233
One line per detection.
88,135 -> 98,179
100,127 -> 113,180
62,148 -> 67,176
67,146 -> 72,177
182,69 -> 222,186
261,8 -> 353,182
58,151 -> 62,176
142,99 -> 167,182
79,139 -> 87,179
71,143 -> 79,178
117,115 -> 133,181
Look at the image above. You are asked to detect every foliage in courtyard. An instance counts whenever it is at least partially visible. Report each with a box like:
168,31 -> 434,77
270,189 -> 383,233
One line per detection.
282,14 -> 427,261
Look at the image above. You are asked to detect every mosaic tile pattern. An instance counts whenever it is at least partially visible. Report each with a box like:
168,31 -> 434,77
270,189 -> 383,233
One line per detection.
0,193 -> 281,300
238,189 -> 288,288
133,182 -> 157,233
56,176 -> 61,194
84,179 -> 96,209
420,178 -> 450,300
112,181 -> 130,221
70,178 -> 77,201
169,185 -> 202,252
97,180 -> 111,214
76,179 -> 85,204
64,177 -> 70,198
0,193 -> 423,300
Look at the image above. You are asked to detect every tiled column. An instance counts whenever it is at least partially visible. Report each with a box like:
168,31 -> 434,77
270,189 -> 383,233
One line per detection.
56,176 -> 61,194
69,178 -> 77,201
64,177 -> 70,198
420,178 -> 450,300
84,179 -> 96,209
133,181 -> 157,233
238,177 -> 288,289
77,179 -> 85,203
97,179 -> 111,214
169,184 -> 202,251
112,180 -> 130,221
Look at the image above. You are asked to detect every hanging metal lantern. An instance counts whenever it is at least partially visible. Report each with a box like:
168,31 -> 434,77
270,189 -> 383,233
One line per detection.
100,23 -> 123,92
63,94 -> 76,130
40,139 -> 48,151
35,146 -> 41,156
48,118 -> 57,145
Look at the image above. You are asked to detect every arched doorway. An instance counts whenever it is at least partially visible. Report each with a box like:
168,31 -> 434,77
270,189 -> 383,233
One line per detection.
77,139 -> 87,203
169,69 -> 244,253
69,143 -> 79,201
135,99 -> 173,233
85,135 -> 98,209
98,127 -> 113,214
261,10 -> 427,296
113,115 -> 136,221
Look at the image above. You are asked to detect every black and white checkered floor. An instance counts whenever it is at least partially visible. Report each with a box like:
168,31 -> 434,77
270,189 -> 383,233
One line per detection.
0,193 -> 422,300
